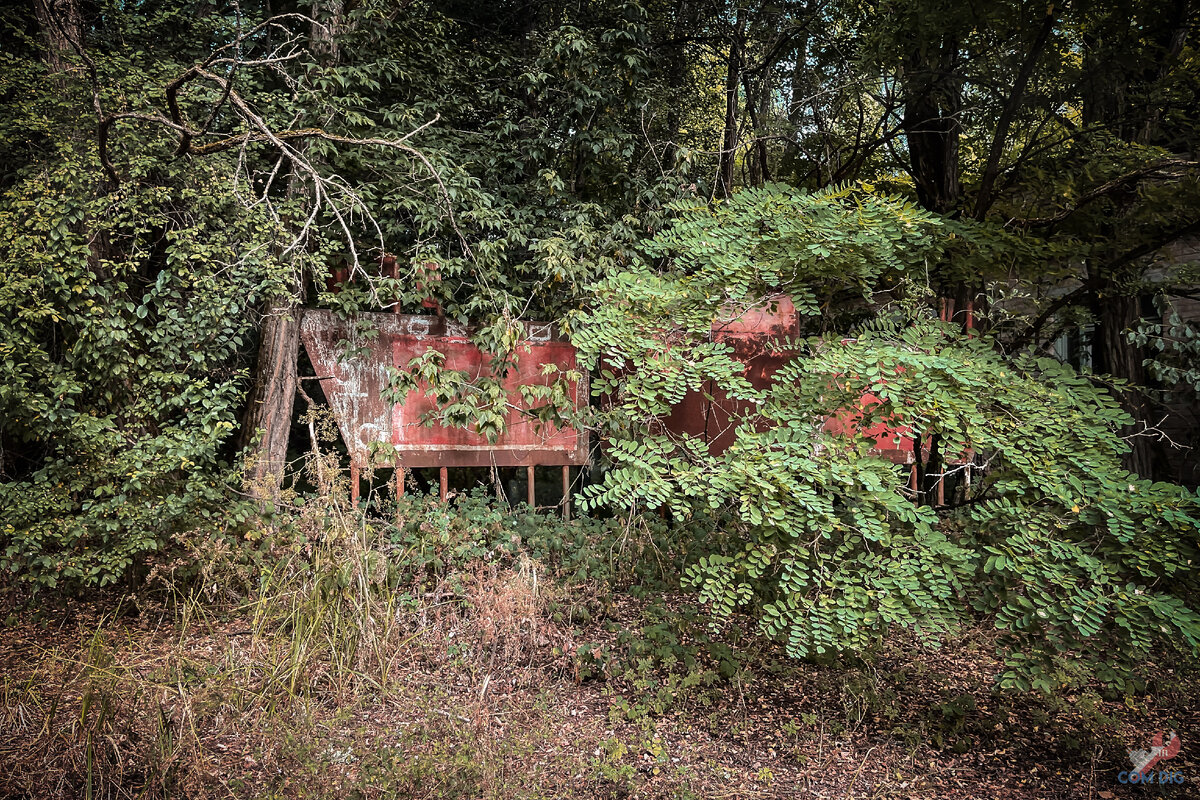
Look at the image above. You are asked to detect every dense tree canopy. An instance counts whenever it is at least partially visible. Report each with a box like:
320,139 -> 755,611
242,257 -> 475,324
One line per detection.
1,0 -> 1198,690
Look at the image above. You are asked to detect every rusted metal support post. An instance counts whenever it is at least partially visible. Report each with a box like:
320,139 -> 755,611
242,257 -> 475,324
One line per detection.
527,465 -> 535,508
910,464 -> 918,494
561,465 -> 570,521
936,473 -> 945,506
394,466 -> 404,524
439,467 -> 448,502
350,464 -> 360,506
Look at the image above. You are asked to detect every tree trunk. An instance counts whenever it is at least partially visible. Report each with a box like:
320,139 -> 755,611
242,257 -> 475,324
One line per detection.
901,32 -> 976,334
716,11 -> 744,198
1094,293 -> 1155,476
239,299 -> 301,492
784,35 -> 822,185
742,70 -> 772,187
658,0 -> 695,173
32,0 -> 81,74
310,0 -> 344,64
238,2 -> 345,499
900,34 -> 963,502
1076,5 -> 1193,479
900,36 -> 961,215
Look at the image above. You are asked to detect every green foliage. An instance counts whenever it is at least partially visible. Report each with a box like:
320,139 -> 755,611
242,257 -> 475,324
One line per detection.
0,0 -> 686,591
577,182 -> 944,342
794,322 -> 1200,691
383,350 -> 513,443
0,6 -> 297,589
300,0 -> 693,446
0,148 -> 276,588
1129,296 -> 1200,394
575,184 -> 1200,690
2,0 -> 1197,707
387,486 -> 678,598
310,0 -> 687,324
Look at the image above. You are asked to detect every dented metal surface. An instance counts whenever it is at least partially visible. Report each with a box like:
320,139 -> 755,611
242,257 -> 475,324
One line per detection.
300,309 -> 588,470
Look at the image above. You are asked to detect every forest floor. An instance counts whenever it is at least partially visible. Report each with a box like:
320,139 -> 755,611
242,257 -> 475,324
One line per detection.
2,544 -> 1198,799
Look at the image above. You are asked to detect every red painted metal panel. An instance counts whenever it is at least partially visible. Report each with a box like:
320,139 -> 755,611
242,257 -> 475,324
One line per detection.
822,388 -> 917,465
301,309 -> 402,469
662,296 -> 917,463
390,331 -> 587,468
661,295 -> 799,454
300,309 -> 588,470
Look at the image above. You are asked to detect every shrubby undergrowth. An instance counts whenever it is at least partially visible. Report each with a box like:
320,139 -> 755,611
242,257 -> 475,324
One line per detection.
6,477 -> 1198,799
0,467 -> 752,798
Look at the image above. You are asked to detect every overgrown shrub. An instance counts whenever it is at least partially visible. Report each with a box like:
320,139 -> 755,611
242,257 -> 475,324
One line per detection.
574,183 -> 1200,691
0,153 -> 278,591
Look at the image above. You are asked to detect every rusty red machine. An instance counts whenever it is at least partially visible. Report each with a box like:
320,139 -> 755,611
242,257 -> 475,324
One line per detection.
300,309 -> 588,508
301,290 -> 966,508
660,295 -> 924,462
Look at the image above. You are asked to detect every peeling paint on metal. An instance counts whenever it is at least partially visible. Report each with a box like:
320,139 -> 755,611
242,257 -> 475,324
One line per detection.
300,309 -> 588,470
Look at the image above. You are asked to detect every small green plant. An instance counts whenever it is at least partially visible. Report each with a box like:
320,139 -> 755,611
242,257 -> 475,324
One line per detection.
589,736 -> 638,791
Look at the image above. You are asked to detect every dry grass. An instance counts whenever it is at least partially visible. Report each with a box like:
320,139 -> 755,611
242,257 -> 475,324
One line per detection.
0,525 -> 602,800
3,499 -> 1199,799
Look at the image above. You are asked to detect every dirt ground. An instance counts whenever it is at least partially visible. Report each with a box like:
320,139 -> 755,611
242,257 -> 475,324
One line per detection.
2,588 -> 1197,800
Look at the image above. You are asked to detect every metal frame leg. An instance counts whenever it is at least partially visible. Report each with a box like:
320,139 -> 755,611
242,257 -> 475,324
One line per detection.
561,465 -> 570,521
